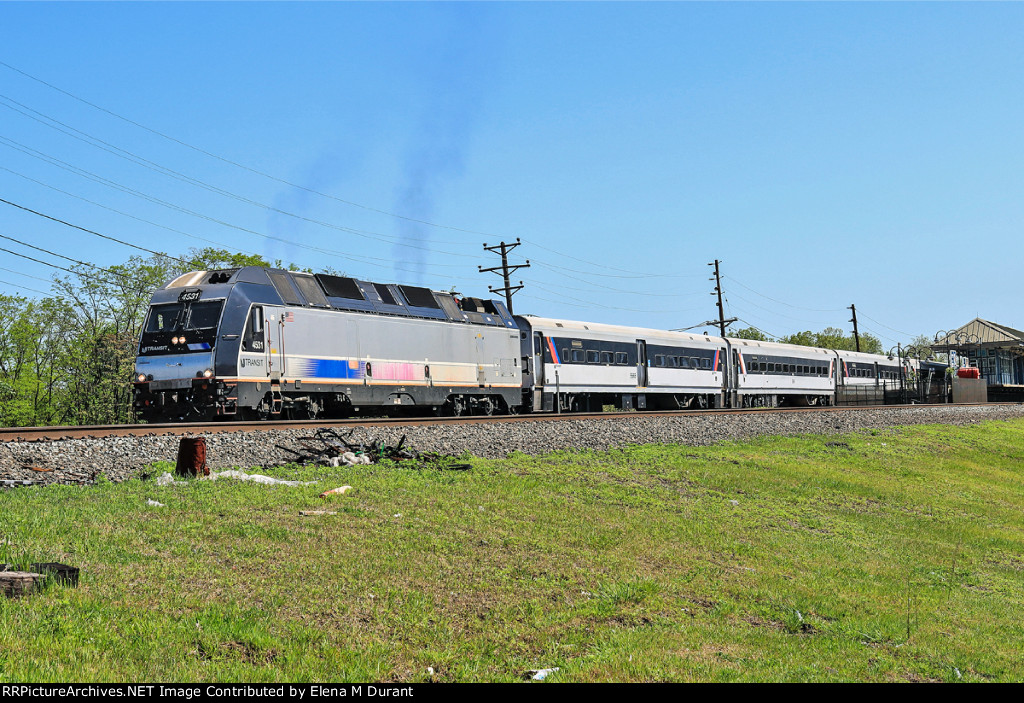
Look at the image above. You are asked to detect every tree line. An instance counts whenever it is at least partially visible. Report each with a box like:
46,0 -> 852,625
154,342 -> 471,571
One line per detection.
0,248 -> 276,427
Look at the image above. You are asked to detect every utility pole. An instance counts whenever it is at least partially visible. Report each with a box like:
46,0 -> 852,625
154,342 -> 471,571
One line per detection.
849,303 -> 861,352
479,238 -> 530,314
708,260 -> 726,337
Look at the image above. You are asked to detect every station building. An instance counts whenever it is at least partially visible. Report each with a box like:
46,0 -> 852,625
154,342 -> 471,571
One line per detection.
933,318 -> 1024,396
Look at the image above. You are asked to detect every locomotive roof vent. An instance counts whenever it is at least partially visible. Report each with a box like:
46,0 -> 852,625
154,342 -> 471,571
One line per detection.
206,269 -> 238,284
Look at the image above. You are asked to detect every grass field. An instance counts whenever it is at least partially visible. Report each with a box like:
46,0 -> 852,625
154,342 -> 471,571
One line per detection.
2,419 -> 1024,682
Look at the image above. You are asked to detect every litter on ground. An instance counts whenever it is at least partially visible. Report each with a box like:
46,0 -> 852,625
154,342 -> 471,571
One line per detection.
320,485 -> 353,497
526,668 -> 560,681
208,470 -> 316,487
146,499 -> 166,507
155,472 -> 187,487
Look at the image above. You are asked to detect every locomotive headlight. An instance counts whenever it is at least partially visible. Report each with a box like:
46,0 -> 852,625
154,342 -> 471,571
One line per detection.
171,336 -> 179,345
179,336 -> 187,345
136,373 -> 147,383
203,368 -> 214,379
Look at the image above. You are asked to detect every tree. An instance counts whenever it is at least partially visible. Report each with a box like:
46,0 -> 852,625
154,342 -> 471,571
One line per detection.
732,326 -> 772,341
182,248 -> 273,273
779,330 -> 816,347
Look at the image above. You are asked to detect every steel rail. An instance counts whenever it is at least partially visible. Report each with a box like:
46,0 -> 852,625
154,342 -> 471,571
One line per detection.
0,402 -> 1017,443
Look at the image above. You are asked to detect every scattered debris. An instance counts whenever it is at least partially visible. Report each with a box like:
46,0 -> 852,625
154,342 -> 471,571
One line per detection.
26,466 -> 53,473
147,499 -> 166,507
320,485 -> 353,497
208,470 -> 315,487
1,479 -> 40,488
299,510 -> 337,516
277,429 -> 470,470
156,472 -> 187,487
525,668 -> 560,681
729,499 -> 739,506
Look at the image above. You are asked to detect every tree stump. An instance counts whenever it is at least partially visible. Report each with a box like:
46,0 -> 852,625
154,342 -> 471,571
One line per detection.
175,437 -> 209,477
0,571 -> 44,598
29,563 -> 80,586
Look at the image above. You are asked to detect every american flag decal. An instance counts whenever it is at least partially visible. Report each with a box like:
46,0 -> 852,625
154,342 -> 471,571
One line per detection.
282,311 -> 294,323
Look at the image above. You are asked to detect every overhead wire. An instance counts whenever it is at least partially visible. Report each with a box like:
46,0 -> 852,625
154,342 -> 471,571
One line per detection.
0,60 -> 505,240
0,242 -> 125,287
0,60 -> 724,283
0,135 -> 479,271
0,196 -> 180,261
0,278 -> 50,297
0,96 -> 493,258
857,311 -> 918,339
723,275 -> 846,313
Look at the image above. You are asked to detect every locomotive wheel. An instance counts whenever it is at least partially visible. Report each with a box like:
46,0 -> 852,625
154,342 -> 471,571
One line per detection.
450,396 -> 466,417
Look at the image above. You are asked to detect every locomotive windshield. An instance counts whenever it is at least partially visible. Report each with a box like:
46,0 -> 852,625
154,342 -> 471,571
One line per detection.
139,300 -> 224,356
145,301 -> 223,333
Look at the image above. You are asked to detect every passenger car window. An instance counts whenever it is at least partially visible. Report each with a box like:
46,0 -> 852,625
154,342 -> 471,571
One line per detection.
587,350 -> 599,363
600,351 -> 613,364
615,352 -> 628,365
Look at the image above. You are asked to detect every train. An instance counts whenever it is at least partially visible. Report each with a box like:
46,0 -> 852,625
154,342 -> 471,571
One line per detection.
132,266 -> 948,422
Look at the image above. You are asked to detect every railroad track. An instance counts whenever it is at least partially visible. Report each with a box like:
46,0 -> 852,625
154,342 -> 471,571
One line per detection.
0,402 -> 1011,443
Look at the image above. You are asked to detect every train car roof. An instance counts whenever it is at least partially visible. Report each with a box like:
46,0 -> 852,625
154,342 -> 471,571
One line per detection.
516,316 -> 722,344
726,338 -> 837,357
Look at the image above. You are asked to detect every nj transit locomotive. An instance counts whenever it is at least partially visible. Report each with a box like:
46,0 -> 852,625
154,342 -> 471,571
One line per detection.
133,267 -> 938,421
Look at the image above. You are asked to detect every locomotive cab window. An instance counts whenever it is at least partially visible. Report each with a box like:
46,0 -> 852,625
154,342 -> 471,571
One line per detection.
243,306 -> 265,352
145,303 -> 184,332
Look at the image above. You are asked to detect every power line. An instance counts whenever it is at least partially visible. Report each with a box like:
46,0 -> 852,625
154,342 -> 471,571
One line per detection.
723,275 -> 846,313
0,243 -> 124,287
0,196 -> 181,261
0,62 -> 727,285
734,317 -> 780,340
0,266 -> 54,285
0,134 -> 480,266
0,230 -> 147,285
0,59 -> 505,240
857,310 -> 917,338
0,278 -> 50,297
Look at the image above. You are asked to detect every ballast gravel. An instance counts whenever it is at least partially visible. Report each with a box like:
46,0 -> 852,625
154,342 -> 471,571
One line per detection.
2,404 -> 1024,486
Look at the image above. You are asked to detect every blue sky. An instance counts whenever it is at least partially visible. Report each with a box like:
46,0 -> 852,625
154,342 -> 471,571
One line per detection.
1,2 -> 1023,347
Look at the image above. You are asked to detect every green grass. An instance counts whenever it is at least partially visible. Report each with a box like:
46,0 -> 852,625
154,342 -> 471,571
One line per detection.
2,419 -> 1024,682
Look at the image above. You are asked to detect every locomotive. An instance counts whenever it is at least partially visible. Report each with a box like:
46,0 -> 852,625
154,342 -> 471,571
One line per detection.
132,266 -> 942,422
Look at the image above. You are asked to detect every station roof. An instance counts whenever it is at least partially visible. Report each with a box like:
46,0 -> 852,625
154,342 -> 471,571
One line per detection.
933,318 -> 1024,353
